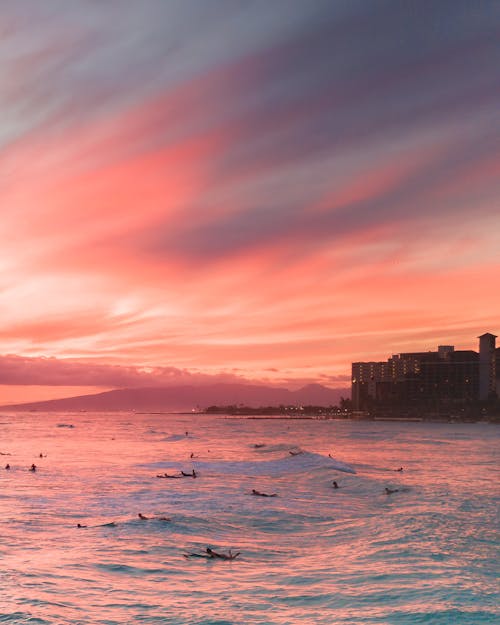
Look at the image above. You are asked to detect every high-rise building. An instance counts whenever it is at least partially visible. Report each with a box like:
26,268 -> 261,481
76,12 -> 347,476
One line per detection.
478,333 -> 497,400
352,333 -> 497,410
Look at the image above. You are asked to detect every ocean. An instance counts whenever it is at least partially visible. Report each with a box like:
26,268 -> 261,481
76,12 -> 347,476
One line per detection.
0,412 -> 498,625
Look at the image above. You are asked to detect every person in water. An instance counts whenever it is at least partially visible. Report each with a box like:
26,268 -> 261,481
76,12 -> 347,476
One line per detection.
385,487 -> 399,494
184,547 -> 240,560
332,481 -> 339,489
206,547 -> 240,560
138,513 -> 171,521
252,489 -> 277,497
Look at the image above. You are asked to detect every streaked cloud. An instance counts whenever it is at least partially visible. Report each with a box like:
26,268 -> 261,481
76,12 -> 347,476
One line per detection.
1,1 -> 499,400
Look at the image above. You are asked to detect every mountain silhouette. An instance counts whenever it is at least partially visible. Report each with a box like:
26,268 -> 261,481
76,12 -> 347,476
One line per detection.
0,383 -> 349,412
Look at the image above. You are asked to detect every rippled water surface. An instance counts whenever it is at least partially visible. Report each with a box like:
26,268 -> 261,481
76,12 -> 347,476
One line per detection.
0,413 -> 498,624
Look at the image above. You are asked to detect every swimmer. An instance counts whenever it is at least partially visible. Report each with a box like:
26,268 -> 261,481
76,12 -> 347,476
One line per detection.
385,487 -> 399,494
252,489 -> 277,497
29,464 -> 36,472
332,481 -> 339,489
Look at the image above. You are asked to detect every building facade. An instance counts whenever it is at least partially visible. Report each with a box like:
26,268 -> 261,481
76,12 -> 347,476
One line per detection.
352,333 -> 497,410
478,333 -> 497,400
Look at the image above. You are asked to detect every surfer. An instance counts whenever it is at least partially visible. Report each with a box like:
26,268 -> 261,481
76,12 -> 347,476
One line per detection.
252,489 -> 277,497
289,450 -> 302,456
206,547 -> 240,560
395,467 -> 403,472
181,470 -> 197,478
332,481 -> 339,489
184,547 -> 240,560
5,463 -> 10,470
139,513 -> 171,521
385,487 -> 399,494
29,464 -> 36,472
77,523 -> 87,528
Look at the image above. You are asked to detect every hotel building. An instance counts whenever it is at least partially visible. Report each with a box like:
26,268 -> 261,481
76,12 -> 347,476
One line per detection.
352,333 -> 498,410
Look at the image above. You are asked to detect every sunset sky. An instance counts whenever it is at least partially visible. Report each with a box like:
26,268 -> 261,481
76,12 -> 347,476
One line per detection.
1,1 -> 499,404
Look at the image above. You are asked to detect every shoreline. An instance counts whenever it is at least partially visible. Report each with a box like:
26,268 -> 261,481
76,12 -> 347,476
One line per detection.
224,414 -> 499,424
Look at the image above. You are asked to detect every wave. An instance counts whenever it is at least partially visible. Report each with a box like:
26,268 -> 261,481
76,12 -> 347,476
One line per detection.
0,614 -> 49,624
161,434 -> 191,442
251,443 -> 301,453
140,451 -> 355,476
95,563 -> 165,576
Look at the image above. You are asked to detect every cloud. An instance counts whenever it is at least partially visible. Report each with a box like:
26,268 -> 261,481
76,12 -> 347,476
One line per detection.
0,1 -> 499,389
0,354 -> 244,388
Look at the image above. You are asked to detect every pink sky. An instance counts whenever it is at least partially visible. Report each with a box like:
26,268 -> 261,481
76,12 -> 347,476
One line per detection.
1,2 -> 499,404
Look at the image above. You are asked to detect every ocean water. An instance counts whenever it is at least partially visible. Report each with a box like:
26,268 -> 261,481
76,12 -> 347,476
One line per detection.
0,412 -> 498,625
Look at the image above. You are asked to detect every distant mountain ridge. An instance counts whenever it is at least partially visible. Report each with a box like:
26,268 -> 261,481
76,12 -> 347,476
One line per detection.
0,383 -> 349,412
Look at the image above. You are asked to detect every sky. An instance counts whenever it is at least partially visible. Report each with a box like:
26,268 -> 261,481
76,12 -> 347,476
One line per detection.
1,0 -> 499,404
